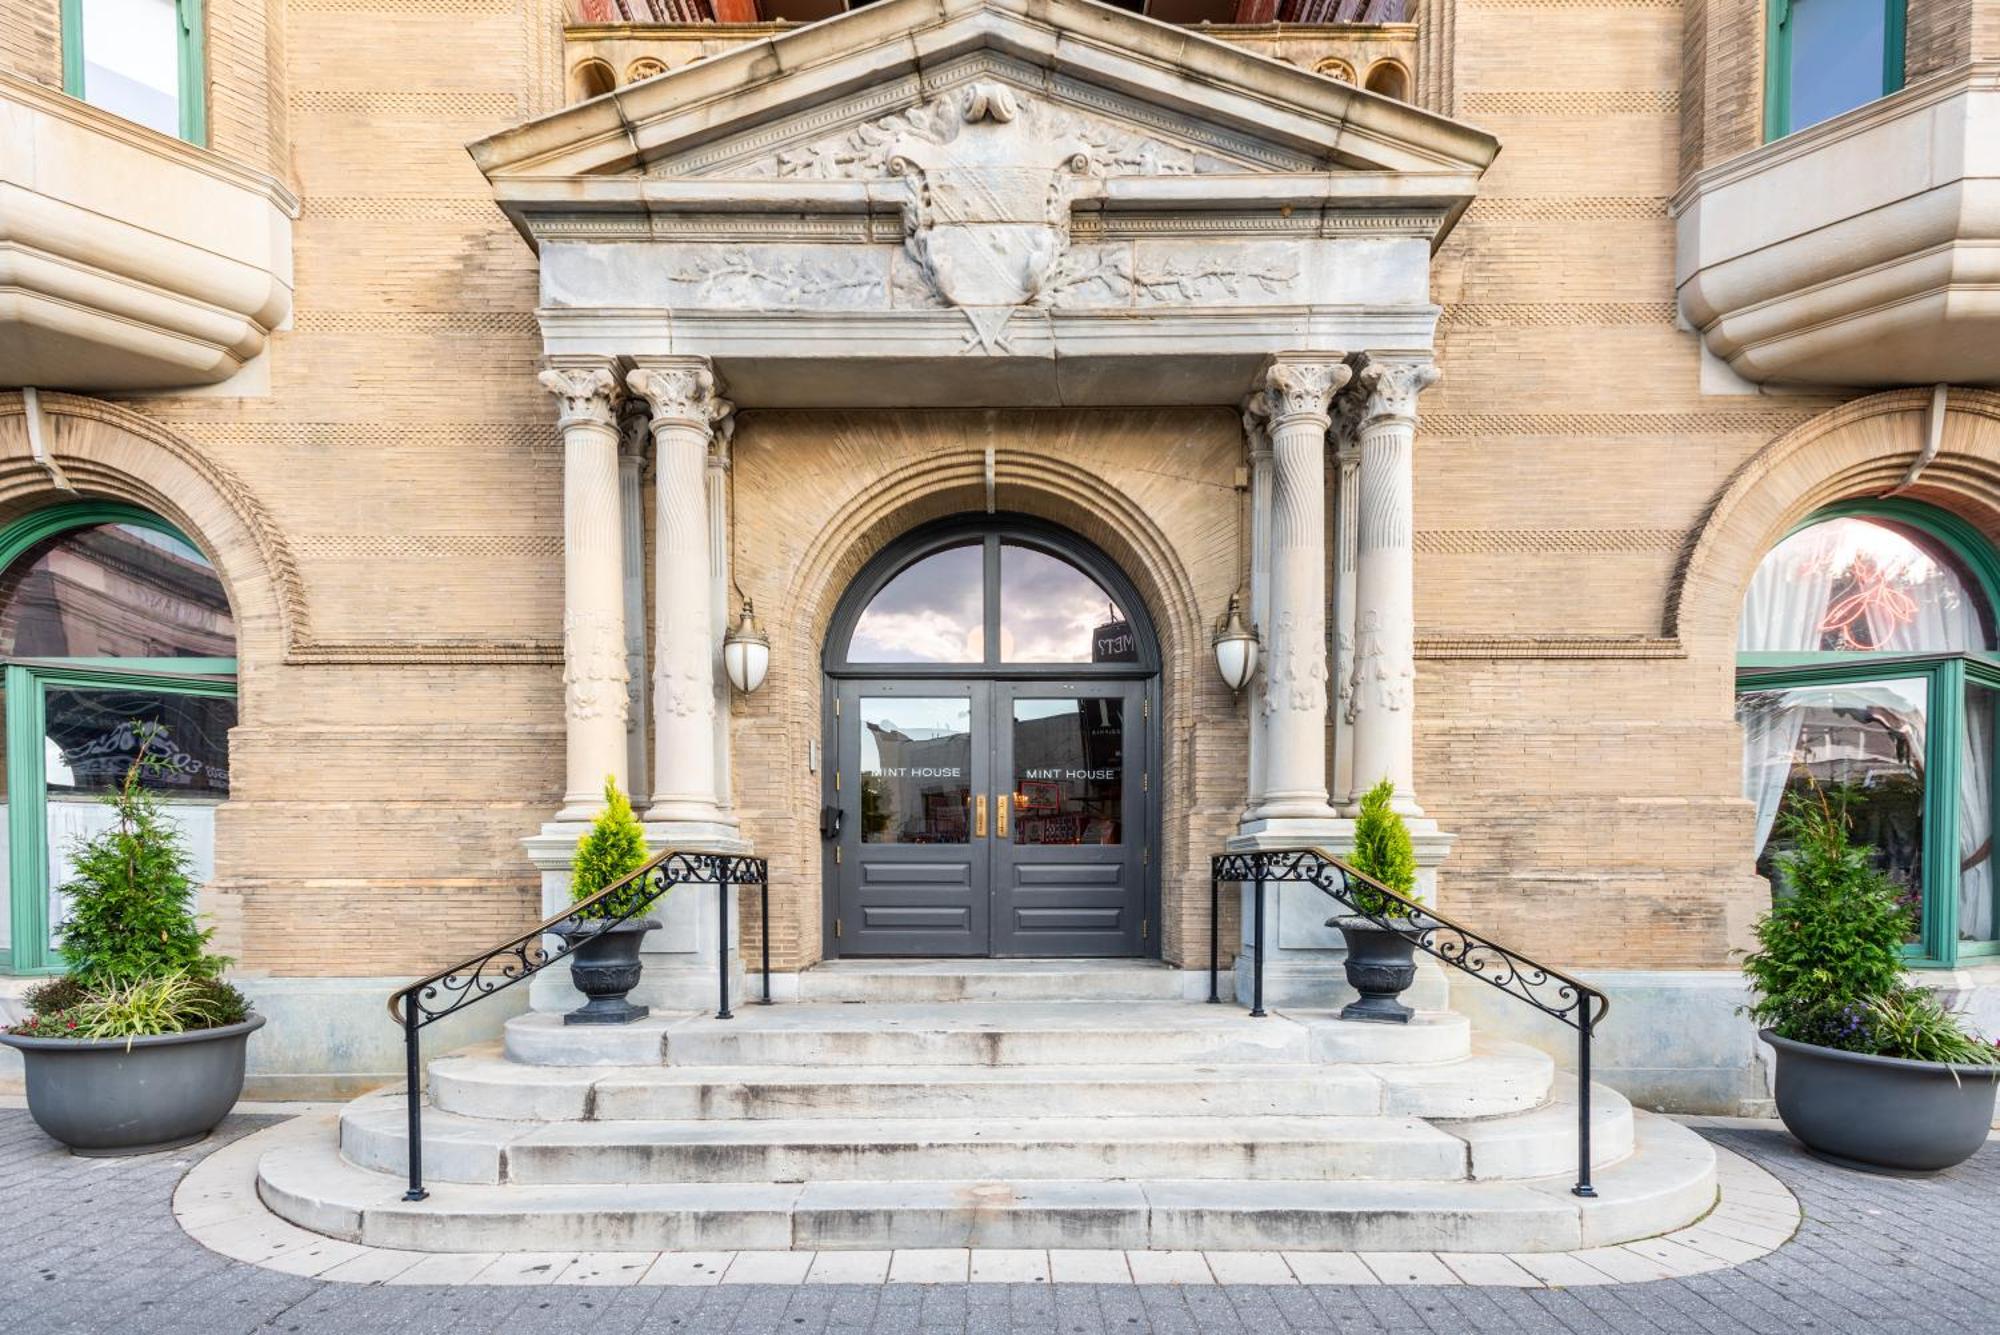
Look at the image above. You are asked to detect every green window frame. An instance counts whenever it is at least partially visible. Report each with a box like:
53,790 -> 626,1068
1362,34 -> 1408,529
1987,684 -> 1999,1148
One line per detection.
1763,0 -> 1906,141
60,0 -> 207,146
1735,500 -> 2000,968
0,502 -> 236,975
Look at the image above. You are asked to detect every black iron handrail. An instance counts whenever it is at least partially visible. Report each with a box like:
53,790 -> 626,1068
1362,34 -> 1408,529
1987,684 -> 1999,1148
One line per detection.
1210,846 -> 1609,1197
386,846 -> 771,1200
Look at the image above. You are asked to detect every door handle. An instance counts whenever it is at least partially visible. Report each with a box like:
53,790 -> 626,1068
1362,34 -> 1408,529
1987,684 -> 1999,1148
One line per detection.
974,794 -> 987,838
996,791 -> 1008,839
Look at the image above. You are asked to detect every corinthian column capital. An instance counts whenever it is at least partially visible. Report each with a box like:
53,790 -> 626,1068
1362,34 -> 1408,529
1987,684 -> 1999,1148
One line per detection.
537,362 -> 621,431
1356,358 -> 1440,429
627,358 -> 734,439
1252,354 -> 1352,432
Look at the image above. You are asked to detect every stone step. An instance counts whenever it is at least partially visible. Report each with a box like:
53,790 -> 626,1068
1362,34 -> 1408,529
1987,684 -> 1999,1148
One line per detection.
428,1050 -> 1388,1121
259,1109 -> 1713,1254
502,1002 -> 1481,1070
1439,1077 -> 1634,1181
339,1099 -> 1479,1185
796,959 -> 1195,1004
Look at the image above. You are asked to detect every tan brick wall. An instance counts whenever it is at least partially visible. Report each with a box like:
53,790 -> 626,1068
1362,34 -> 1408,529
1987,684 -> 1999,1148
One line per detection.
9,0 -> 1998,990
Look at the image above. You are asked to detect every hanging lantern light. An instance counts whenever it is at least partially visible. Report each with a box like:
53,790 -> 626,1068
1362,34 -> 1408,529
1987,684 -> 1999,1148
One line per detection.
1212,592 -> 1259,694
722,598 -> 770,695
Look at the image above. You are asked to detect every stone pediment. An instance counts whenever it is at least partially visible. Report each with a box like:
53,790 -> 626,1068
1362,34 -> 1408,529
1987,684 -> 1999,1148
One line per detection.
468,0 -> 1497,407
471,0 -> 1496,189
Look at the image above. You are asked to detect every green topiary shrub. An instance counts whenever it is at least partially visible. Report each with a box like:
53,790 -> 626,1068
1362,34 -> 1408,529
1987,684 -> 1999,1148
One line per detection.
56,729 -> 226,989
1348,777 -> 1419,918
570,776 -> 654,920
1743,785 -> 1997,1064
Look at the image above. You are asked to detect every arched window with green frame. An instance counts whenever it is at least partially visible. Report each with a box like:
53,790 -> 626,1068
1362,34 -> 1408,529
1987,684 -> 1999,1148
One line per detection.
0,502 -> 237,975
1736,499 -> 2000,966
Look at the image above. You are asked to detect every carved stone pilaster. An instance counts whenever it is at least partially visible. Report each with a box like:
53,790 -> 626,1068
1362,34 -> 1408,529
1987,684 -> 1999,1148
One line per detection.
1346,357 -> 1438,817
1244,353 -> 1351,832
1240,394 -> 1275,814
541,360 -> 629,822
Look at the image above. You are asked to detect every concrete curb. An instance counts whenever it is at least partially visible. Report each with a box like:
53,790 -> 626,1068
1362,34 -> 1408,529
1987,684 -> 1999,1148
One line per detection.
171,1111 -> 1802,1287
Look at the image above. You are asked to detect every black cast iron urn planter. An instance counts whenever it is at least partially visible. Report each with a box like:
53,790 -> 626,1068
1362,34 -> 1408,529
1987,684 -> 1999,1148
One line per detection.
551,917 -> 660,1025
1331,915 -> 1421,1024
1761,1029 -> 2000,1175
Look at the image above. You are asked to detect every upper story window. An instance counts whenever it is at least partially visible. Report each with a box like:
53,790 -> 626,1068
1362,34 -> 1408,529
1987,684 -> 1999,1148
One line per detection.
1765,0 -> 1906,140
62,0 -> 206,144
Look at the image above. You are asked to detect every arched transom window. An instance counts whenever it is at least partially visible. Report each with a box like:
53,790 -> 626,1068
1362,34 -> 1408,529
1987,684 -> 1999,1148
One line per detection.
1735,503 -> 2000,965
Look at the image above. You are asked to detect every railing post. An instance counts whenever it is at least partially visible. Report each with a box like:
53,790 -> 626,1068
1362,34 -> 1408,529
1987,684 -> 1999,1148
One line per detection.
759,874 -> 773,1005
1207,867 -> 1220,1004
717,872 -> 734,1021
1573,1008 -> 1597,1198
1250,865 -> 1267,1018
401,1004 -> 427,1202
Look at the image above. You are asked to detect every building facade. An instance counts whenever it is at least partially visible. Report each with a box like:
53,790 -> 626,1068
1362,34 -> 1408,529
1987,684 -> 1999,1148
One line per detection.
1,0 -> 1997,1120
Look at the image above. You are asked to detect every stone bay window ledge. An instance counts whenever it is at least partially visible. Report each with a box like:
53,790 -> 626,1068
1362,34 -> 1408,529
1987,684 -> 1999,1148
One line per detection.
0,70 -> 296,393
1673,59 -> 2000,389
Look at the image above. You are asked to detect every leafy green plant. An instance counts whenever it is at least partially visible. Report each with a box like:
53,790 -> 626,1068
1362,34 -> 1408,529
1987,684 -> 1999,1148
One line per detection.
1348,778 -> 1420,918
9,973 -> 248,1041
1742,786 -> 1909,1049
1865,989 -> 2000,1068
1744,785 -> 1997,1064
55,728 -> 226,989
569,776 -> 654,920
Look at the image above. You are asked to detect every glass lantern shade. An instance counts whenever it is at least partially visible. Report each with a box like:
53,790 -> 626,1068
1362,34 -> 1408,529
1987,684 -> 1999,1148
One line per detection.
1212,594 -> 1258,693
723,600 -> 770,694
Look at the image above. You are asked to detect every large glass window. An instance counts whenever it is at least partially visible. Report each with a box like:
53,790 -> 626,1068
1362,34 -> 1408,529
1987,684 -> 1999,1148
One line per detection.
1737,503 -> 2000,965
63,0 -> 206,144
1,504 -> 234,975
1765,0 -> 1906,140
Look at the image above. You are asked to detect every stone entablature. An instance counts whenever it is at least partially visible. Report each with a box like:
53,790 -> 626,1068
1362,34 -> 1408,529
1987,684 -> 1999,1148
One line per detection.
0,69 -> 297,392
1672,60 -> 2000,388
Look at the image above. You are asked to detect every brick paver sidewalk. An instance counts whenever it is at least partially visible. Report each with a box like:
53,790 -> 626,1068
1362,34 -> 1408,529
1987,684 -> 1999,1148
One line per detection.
1,1109 -> 1989,1333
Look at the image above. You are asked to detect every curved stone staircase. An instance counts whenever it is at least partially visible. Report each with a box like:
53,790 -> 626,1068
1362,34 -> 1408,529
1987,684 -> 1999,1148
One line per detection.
258,963 -> 1716,1253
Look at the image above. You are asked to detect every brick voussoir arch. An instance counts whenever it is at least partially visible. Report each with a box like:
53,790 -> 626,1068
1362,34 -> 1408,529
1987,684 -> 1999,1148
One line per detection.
0,392 -> 310,670
1669,388 -> 2000,649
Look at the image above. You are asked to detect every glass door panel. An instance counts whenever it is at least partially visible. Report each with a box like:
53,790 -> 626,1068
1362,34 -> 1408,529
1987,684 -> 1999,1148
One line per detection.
834,683 -> 989,955
991,684 -> 1145,956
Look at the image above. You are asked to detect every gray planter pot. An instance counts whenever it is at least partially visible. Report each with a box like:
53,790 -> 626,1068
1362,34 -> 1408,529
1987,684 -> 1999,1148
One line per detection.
0,1014 -> 264,1156
1331,915 -> 1421,1024
552,917 -> 660,1025
1761,1029 -> 2000,1176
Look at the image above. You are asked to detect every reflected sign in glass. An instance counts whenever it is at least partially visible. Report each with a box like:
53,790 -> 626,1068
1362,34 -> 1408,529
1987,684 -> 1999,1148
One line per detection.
1012,698 -> 1123,846
1002,545 -> 1125,663
859,697 -> 971,844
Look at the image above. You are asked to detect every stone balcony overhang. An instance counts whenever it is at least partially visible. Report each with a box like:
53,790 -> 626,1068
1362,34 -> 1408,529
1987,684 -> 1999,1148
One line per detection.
1672,61 -> 2000,389
0,71 -> 297,393
472,0 -> 1497,408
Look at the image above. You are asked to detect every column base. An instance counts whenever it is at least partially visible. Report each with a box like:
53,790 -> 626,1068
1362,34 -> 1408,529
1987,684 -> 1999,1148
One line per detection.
1228,817 -> 1351,850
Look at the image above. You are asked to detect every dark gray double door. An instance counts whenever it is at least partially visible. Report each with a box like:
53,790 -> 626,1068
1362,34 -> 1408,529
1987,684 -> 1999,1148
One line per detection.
826,677 -> 1152,957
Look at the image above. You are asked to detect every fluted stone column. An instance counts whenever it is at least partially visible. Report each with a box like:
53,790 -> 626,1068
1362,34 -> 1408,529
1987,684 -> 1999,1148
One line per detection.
538,361 -> 629,822
1241,403 -> 1275,815
1347,358 -> 1438,816
1330,392 -> 1364,807
707,413 -> 735,821
617,405 -> 651,806
628,357 -> 736,839
1243,353 -> 1351,832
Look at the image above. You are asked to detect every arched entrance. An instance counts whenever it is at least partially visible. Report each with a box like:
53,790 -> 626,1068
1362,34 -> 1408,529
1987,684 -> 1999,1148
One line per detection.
821,515 -> 1162,958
